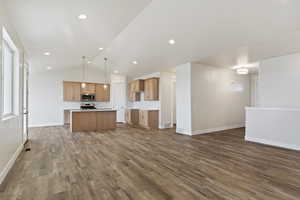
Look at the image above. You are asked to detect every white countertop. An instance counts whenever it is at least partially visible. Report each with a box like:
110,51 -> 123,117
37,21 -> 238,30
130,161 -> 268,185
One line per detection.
70,108 -> 117,113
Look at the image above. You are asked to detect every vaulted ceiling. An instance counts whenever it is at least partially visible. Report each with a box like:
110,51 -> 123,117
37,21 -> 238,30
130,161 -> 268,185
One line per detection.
3,0 -> 151,72
4,0 -> 300,77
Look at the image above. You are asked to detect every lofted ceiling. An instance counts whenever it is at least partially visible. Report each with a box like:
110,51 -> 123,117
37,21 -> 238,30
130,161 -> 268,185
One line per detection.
3,0 -> 151,72
4,0 -> 300,77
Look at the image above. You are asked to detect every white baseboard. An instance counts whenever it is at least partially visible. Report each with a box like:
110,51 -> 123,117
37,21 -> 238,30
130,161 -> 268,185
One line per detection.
176,128 -> 192,135
191,124 -> 244,135
29,123 -> 64,128
0,143 -> 24,184
159,123 -> 173,129
245,136 -> 300,151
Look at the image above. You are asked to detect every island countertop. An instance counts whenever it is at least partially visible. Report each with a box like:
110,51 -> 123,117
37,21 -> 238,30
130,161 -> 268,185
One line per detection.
69,108 -> 117,113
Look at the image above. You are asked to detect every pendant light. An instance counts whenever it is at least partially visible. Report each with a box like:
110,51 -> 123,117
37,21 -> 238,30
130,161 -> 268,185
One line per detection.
81,56 -> 87,88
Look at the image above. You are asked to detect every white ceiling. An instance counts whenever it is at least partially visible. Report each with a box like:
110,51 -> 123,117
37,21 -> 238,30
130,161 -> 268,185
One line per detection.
3,0 -> 151,72
4,0 -> 300,76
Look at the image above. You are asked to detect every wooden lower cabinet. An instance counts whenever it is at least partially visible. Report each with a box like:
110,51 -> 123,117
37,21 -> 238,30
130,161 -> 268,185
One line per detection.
96,111 -> 116,130
71,111 -> 116,132
72,112 -> 97,132
139,110 -> 159,129
125,109 -> 139,125
64,110 -> 70,125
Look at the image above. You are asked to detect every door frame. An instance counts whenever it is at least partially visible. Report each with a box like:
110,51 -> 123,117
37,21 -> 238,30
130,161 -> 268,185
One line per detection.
22,61 -> 29,143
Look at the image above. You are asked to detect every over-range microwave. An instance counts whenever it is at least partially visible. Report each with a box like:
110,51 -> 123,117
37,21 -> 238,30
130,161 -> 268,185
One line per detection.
81,94 -> 96,102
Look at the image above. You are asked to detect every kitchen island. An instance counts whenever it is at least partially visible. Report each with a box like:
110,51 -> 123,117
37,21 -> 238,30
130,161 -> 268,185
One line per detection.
70,109 -> 116,132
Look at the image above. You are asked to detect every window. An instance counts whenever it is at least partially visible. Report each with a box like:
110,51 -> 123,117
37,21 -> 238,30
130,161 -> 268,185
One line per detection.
3,41 -> 14,115
2,27 -> 19,119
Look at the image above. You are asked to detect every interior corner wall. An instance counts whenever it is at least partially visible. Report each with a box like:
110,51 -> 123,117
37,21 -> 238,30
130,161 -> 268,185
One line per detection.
175,63 -> 192,135
190,63 -> 250,135
259,53 -> 300,108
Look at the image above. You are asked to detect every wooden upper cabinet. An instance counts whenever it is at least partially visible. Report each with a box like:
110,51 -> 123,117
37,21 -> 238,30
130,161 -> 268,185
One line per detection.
95,84 -> 110,102
131,80 -> 144,92
128,82 -> 141,102
81,83 -> 96,94
144,78 -> 159,101
63,81 -> 81,101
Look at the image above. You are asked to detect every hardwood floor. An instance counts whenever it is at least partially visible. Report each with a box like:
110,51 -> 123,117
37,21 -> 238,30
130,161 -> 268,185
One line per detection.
1,126 -> 300,200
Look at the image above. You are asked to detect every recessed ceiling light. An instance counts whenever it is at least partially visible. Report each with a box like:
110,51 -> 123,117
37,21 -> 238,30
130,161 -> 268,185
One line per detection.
236,67 -> 249,75
44,52 -> 51,56
113,70 -> 119,74
99,47 -> 104,51
78,14 -> 88,20
169,39 -> 176,45
132,61 -> 138,65
46,66 -> 52,70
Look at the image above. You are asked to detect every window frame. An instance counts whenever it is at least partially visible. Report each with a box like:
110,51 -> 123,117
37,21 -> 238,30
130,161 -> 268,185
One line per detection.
2,40 -> 15,117
1,27 -> 19,121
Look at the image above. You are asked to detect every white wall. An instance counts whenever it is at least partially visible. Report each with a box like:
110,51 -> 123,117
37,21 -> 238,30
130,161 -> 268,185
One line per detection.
0,4 -> 26,184
175,63 -> 250,135
259,53 -> 300,108
176,63 -> 192,134
246,53 -> 300,150
191,63 -> 250,134
250,74 -> 259,107
29,67 -> 110,127
110,74 -> 127,122
245,107 -> 300,151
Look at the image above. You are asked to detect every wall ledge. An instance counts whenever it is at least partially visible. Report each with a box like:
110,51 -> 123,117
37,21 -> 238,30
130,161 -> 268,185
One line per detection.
246,107 -> 300,112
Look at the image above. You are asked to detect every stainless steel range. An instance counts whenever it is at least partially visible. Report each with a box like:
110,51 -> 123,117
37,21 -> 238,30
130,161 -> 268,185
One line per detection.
80,103 -> 96,110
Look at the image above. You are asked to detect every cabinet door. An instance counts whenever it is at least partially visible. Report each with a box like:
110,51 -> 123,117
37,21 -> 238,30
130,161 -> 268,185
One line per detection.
144,78 -> 159,101
139,110 -> 148,128
64,82 -> 81,101
125,109 -> 130,124
63,82 -> 73,101
88,83 -> 96,94
131,109 -> 139,125
128,83 -> 141,102
96,84 -> 110,102
81,83 -> 96,94
72,83 -> 81,101
148,111 -> 159,129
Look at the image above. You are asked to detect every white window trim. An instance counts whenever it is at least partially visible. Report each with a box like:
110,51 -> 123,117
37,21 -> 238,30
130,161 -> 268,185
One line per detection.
1,27 -> 19,121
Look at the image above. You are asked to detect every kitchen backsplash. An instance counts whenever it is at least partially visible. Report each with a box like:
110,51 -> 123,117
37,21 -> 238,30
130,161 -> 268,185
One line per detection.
127,93 -> 160,110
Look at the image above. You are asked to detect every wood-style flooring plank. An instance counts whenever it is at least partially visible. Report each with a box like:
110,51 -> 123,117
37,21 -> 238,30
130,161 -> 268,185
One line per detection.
0,126 -> 300,200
